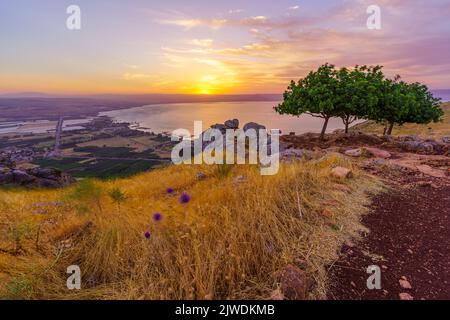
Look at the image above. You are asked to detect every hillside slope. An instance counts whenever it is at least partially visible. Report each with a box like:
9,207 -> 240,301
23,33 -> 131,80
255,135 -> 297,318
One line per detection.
0,157 -> 381,299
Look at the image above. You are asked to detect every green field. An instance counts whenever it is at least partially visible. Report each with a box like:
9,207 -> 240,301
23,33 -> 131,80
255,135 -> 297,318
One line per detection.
33,157 -> 165,179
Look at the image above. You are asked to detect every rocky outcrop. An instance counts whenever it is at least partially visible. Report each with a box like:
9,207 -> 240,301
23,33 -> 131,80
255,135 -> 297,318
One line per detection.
224,119 -> 239,129
0,165 -> 75,188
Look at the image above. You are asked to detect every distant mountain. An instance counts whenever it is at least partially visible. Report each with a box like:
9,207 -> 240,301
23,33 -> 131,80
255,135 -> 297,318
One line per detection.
0,92 -> 51,98
431,89 -> 450,102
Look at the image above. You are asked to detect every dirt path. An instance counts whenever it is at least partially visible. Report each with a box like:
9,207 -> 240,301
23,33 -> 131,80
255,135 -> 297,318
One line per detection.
328,173 -> 450,300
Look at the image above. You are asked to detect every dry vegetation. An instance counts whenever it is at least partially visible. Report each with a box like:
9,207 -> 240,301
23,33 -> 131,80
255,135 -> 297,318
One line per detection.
0,155 -> 383,300
352,102 -> 450,138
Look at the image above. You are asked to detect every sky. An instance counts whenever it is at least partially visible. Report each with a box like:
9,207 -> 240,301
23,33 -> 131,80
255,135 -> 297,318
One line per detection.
0,0 -> 449,95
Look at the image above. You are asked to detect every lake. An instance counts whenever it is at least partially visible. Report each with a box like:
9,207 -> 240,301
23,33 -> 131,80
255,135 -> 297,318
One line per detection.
100,101 -> 349,135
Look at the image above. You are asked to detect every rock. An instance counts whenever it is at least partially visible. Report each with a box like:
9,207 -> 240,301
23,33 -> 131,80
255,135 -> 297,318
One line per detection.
331,167 -> 353,179
0,171 -> 14,184
419,142 -> 434,153
243,122 -> 266,132
12,170 -> 35,184
37,178 -> 63,188
416,165 -> 446,178
365,147 -> 391,159
280,264 -> 308,300
399,279 -> 412,289
0,165 -> 75,188
234,175 -> 247,183
281,149 -> 312,160
224,119 -> 239,129
399,292 -> 414,300
344,148 -> 363,157
210,124 -> 228,134
321,208 -> 334,218
404,135 -> 420,142
269,289 -> 284,300
442,136 -> 450,144
196,172 -> 206,180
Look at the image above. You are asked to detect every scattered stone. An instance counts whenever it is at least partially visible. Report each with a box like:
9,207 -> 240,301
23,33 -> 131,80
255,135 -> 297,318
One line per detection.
234,175 -> 247,183
399,278 -> 412,289
269,289 -> 284,300
344,148 -> 363,157
331,167 -> 353,179
196,172 -> 206,180
321,208 -> 334,218
281,149 -> 312,160
365,147 -> 391,159
280,264 -> 308,300
399,292 -> 414,300
442,136 -> 450,144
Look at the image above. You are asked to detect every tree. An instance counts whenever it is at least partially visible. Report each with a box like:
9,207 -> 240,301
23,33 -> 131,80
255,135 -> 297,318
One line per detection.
275,63 -> 341,140
335,65 -> 385,133
368,77 -> 443,135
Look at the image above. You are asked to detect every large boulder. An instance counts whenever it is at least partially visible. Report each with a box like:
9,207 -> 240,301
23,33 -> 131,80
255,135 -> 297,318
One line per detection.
224,119 -> 239,129
243,122 -> 266,132
12,170 -> 36,184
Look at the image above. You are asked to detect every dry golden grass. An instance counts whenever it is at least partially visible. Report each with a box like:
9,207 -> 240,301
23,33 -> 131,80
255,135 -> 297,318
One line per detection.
352,102 -> 450,138
0,155 -> 383,300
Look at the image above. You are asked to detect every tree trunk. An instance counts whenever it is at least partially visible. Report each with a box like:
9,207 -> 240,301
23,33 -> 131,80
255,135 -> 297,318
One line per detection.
386,122 -> 394,135
344,122 -> 349,134
320,117 -> 330,140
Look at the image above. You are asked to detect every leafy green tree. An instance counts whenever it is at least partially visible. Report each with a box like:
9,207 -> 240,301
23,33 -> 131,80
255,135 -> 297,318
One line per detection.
335,65 -> 385,133
275,63 -> 341,140
368,77 -> 443,135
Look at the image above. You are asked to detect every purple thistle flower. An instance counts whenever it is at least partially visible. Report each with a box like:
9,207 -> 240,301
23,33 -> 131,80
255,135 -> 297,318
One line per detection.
179,193 -> 191,204
144,231 -> 151,239
153,212 -> 162,222
166,187 -> 174,194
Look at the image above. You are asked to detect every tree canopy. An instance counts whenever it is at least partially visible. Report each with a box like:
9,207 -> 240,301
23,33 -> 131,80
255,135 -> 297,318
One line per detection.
275,63 -> 443,138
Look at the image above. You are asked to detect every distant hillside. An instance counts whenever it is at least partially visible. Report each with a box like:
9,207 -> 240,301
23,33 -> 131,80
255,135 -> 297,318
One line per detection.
0,94 -> 281,121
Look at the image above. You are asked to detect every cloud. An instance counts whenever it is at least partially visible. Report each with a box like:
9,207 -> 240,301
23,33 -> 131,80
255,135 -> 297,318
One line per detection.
155,0 -> 450,91
190,39 -> 214,47
159,18 -> 227,30
122,73 -> 153,81
288,5 -> 300,10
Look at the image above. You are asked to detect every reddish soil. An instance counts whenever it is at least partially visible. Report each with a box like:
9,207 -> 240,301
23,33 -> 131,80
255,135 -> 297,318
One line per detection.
328,173 -> 450,300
